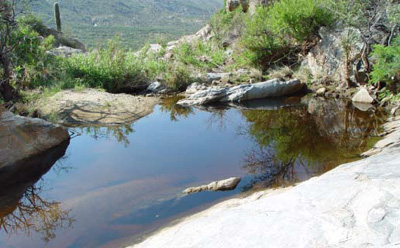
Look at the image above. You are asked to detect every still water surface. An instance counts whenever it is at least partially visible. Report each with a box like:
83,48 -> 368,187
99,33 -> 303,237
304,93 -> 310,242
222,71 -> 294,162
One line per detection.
0,96 -> 386,247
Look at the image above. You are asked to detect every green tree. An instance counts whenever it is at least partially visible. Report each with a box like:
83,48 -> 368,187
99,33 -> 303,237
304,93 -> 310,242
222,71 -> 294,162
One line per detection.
0,0 -> 20,102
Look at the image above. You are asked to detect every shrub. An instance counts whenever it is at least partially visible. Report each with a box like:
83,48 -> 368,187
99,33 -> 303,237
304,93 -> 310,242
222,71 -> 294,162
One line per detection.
267,0 -> 333,42
210,6 -> 247,47
64,38 -> 146,92
164,63 -> 194,91
240,0 -> 333,68
370,36 -> 400,91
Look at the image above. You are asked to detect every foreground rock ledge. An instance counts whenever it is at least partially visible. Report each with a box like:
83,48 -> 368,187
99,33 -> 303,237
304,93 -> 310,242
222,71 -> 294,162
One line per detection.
178,79 -> 305,106
130,117 -> 400,248
0,107 -> 69,169
36,89 -> 159,125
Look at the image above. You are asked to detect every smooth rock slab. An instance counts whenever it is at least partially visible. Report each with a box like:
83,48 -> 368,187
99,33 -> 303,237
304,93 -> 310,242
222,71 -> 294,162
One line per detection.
178,79 -> 304,106
36,89 -> 159,125
0,107 -> 69,169
183,177 -> 242,195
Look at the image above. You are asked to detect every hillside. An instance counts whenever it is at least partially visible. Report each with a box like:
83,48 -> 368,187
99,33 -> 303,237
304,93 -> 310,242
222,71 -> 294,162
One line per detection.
30,0 -> 222,49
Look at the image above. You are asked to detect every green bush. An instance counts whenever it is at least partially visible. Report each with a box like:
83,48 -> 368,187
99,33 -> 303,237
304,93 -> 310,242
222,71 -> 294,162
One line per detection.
370,36 -> 400,90
210,7 -> 247,46
12,16 -> 57,89
64,39 -> 146,92
239,0 -> 333,68
173,41 -> 227,69
267,0 -> 333,42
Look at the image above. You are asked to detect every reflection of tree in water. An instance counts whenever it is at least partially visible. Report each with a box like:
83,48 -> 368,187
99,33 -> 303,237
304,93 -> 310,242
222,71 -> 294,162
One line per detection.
72,124 -> 134,146
159,97 -> 194,121
240,99 -> 387,189
0,183 -> 74,243
0,141 -> 74,243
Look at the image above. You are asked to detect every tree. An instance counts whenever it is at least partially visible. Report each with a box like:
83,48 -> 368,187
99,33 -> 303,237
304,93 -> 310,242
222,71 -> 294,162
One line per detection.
0,0 -> 20,103
330,0 -> 396,87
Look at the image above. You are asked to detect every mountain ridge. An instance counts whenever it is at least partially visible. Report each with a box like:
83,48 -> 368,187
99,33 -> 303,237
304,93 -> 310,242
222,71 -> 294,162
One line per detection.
30,0 -> 223,48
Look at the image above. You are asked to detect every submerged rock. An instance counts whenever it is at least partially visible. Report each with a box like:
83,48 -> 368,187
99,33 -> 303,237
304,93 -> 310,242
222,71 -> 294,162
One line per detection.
0,107 -> 69,169
183,177 -> 242,195
178,79 -> 305,106
352,88 -> 375,104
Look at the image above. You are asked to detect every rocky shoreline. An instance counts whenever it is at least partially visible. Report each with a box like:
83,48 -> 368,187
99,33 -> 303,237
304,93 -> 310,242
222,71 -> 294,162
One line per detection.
129,114 -> 400,248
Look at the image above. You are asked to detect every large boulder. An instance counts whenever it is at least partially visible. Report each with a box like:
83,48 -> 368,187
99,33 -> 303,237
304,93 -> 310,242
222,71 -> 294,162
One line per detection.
301,27 -> 364,84
35,89 -> 159,125
178,79 -> 305,106
0,107 -> 69,169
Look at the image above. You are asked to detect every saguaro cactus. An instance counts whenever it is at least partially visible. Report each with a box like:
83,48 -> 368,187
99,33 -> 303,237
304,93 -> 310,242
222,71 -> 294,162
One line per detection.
54,2 -> 62,32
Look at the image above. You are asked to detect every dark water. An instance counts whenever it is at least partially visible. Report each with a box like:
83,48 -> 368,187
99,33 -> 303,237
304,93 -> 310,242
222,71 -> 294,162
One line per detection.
0,96 -> 386,248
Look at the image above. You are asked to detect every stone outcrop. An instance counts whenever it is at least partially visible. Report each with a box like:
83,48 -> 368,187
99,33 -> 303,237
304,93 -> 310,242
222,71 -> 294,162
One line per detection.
183,177 -> 242,195
178,79 -> 305,106
301,27 -> 364,84
35,89 -> 159,125
0,107 -> 69,169
130,116 -> 400,248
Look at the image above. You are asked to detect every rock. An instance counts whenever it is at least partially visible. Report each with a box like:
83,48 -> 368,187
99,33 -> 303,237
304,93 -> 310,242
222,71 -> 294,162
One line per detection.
178,79 -> 305,106
206,73 -> 232,83
226,0 -> 249,12
183,177 -> 242,195
0,107 -> 69,169
131,119 -> 400,248
31,22 -> 86,51
46,46 -> 84,57
185,82 -> 208,95
391,106 -> 400,116
301,27 -> 363,83
147,81 -> 165,93
165,25 -> 212,51
249,0 -> 270,14
316,87 -> 326,96
352,88 -> 375,104
35,89 -> 159,125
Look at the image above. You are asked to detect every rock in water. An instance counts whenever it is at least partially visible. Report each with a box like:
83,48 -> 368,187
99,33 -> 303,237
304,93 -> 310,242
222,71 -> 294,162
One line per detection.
0,107 -> 70,169
178,79 -> 304,106
183,177 -> 242,195
352,88 -> 375,104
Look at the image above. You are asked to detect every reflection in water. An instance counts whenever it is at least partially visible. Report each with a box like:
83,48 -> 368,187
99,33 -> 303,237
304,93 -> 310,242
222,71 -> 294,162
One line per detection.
240,98 -> 386,189
159,97 -> 194,121
0,141 -> 74,243
71,125 -> 135,147
0,96 -> 388,248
